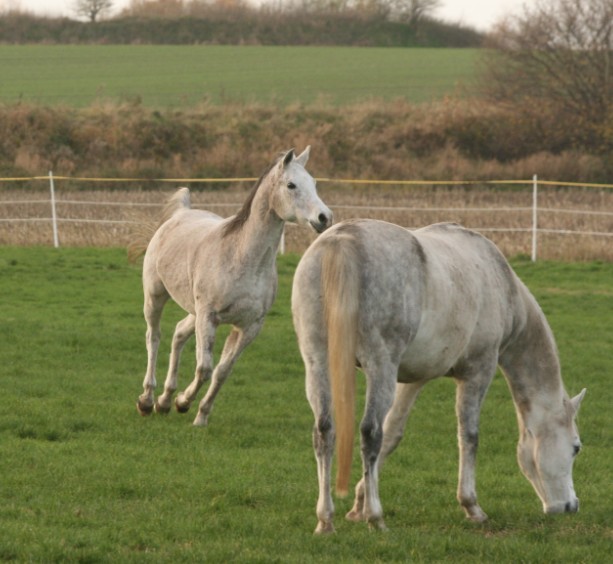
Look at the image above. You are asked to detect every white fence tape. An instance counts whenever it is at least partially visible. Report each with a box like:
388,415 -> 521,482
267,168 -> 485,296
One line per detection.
1,172 -> 612,260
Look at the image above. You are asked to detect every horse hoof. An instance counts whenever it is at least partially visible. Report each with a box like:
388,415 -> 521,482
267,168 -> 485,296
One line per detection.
464,506 -> 488,523
314,521 -> 335,534
345,509 -> 365,522
192,413 -> 208,427
175,398 -> 190,413
468,511 -> 488,523
136,401 -> 153,416
368,518 -> 388,532
154,401 -> 171,414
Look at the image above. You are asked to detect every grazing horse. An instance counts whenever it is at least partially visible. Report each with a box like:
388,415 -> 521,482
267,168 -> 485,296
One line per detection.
136,147 -> 332,426
292,219 -> 585,533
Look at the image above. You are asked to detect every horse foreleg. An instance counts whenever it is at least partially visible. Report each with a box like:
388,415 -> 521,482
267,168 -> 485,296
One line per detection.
192,320 -> 263,427
358,367 -> 396,531
175,314 -> 217,414
155,314 -> 195,413
137,292 -> 168,416
455,366 -> 495,523
347,381 -> 424,523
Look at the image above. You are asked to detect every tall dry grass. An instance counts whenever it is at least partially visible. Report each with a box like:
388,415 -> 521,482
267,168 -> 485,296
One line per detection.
1,98 -> 611,185
1,184 -> 611,261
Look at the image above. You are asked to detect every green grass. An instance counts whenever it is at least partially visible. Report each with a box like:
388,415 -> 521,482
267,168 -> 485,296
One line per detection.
0,45 -> 478,107
0,248 -> 611,562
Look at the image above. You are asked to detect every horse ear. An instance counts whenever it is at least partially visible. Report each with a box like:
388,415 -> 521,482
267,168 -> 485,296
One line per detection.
282,149 -> 295,167
295,145 -> 311,167
570,388 -> 586,415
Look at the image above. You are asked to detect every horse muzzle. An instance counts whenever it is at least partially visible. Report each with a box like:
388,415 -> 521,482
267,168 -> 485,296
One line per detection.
544,498 -> 579,514
309,211 -> 333,234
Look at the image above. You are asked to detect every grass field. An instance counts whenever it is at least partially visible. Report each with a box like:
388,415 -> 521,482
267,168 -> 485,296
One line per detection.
0,247 -> 611,562
0,45 -> 478,107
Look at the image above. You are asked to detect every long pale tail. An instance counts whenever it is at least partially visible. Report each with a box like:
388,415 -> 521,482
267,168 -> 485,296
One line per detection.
320,237 -> 360,497
127,187 -> 191,262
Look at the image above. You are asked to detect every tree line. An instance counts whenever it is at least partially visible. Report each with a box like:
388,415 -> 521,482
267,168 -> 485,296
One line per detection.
0,0 -> 482,47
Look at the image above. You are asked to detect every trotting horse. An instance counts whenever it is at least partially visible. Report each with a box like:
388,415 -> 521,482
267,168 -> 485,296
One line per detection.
136,147 -> 332,426
292,219 -> 586,533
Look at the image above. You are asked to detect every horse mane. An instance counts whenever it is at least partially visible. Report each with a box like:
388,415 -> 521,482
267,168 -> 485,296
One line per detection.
222,155 -> 282,238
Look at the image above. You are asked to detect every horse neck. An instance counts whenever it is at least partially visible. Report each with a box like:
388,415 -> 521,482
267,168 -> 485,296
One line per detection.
502,294 -> 566,430
230,182 -> 284,260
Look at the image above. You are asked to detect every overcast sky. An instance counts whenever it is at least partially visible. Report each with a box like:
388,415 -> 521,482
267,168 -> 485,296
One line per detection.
3,0 -> 526,31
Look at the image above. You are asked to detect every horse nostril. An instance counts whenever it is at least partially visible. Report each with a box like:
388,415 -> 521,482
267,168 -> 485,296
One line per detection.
565,500 -> 578,513
318,213 -> 328,225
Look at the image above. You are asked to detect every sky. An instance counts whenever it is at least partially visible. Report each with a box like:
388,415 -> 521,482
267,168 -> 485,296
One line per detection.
3,0 -> 526,31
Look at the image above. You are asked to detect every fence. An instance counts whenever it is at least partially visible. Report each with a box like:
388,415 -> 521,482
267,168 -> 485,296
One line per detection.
1,172 -> 613,261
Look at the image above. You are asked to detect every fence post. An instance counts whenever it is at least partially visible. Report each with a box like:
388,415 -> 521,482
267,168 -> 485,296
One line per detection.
49,170 -> 59,248
278,227 -> 285,255
531,174 -> 538,262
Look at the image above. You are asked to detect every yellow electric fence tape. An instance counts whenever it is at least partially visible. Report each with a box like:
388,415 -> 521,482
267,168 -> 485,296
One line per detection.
1,176 -> 612,189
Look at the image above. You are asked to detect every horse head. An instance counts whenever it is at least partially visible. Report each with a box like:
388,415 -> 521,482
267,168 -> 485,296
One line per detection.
517,389 -> 586,514
270,147 -> 333,233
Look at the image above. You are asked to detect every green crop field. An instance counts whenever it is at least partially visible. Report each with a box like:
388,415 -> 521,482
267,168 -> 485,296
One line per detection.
0,247 -> 611,562
0,45 -> 478,107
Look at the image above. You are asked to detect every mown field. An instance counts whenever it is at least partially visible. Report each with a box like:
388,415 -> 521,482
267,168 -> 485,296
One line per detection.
0,247 -> 611,562
0,45 -> 478,107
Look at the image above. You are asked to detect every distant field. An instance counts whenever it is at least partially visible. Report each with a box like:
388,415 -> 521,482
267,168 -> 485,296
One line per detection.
0,45 -> 478,107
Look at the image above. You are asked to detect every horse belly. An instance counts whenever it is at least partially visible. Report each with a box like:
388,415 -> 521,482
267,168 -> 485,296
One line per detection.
397,313 -> 475,382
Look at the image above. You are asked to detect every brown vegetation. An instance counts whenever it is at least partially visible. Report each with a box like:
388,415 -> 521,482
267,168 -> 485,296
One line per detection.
1,98 -> 610,186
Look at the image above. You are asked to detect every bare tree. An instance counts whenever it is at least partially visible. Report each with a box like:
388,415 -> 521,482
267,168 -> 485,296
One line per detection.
482,0 -> 613,150
74,0 -> 114,22
382,0 -> 441,23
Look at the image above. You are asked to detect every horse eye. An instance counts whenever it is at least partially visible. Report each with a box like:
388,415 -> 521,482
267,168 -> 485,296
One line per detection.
287,182 -> 297,190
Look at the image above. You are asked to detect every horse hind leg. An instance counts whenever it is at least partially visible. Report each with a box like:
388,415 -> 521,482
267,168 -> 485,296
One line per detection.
137,291 -> 169,416
356,362 -> 397,531
192,320 -> 263,427
175,313 -> 217,415
154,314 -> 195,414
304,355 -> 336,534
347,381 -> 425,523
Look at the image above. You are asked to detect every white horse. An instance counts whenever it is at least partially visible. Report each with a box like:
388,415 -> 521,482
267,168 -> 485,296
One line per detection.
136,147 -> 332,426
292,219 -> 586,533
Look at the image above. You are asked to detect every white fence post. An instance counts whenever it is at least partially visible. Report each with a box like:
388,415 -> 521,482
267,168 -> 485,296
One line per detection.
278,227 -> 285,255
531,174 -> 538,262
49,170 -> 59,248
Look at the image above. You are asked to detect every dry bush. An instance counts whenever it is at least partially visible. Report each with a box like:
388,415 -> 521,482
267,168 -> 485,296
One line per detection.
1,98 -> 610,185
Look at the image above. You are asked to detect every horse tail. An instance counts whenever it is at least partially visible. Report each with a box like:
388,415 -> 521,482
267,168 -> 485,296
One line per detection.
127,187 -> 191,263
321,236 -> 360,497
161,186 -> 191,220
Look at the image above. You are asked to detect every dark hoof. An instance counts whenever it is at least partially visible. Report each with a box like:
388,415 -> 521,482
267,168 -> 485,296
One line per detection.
175,399 -> 190,414
136,401 -> 153,416
154,401 -> 171,414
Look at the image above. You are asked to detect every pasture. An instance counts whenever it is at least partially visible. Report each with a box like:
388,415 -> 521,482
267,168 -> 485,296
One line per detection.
0,247 -> 611,562
0,45 -> 478,107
